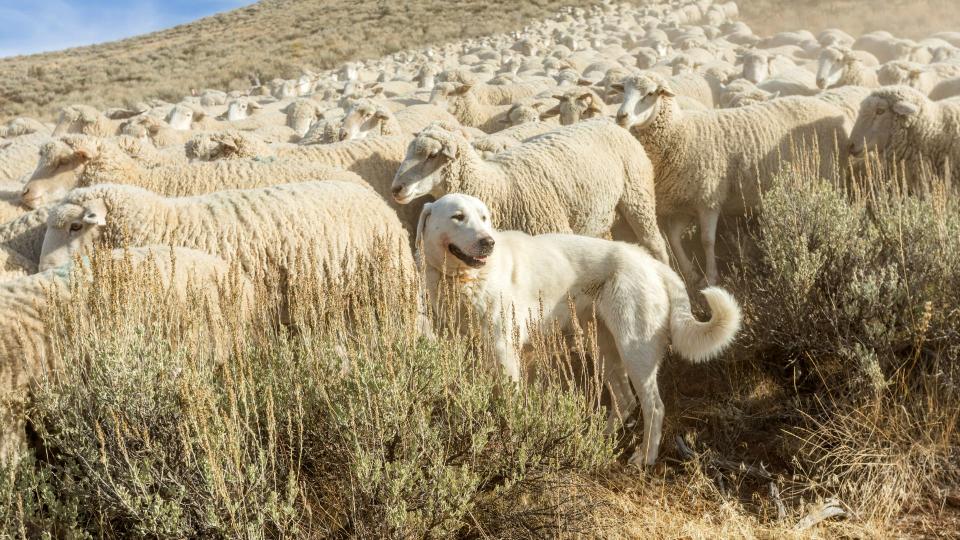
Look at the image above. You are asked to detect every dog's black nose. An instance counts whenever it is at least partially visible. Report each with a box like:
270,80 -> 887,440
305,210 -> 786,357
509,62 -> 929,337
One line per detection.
391,185 -> 403,196
477,236 -> 495,251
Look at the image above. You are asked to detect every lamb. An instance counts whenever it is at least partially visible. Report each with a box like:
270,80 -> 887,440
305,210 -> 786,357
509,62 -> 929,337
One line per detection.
0,246 -> 252,465
21,135 -> 362,209
848,85 -> 960,182
614,72 -> 849,285
338,98 -> 459,141
390,120 -> 667,262
816,46 -> 880,89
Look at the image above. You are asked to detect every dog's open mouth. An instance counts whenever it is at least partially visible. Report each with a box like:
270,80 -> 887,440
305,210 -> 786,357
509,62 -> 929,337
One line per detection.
449,244 -> 488,268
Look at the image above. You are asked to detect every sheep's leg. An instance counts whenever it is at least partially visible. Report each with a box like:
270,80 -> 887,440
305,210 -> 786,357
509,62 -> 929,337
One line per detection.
697,207 -> 721,286
665,215 -> 697,282
618,191 -> 669,263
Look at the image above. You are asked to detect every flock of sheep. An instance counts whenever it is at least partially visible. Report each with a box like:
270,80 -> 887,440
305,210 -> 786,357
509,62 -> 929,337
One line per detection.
1,0 -> 959,466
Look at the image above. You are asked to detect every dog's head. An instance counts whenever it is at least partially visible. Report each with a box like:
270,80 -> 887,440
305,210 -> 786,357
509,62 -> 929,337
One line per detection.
417,194 -> 496,273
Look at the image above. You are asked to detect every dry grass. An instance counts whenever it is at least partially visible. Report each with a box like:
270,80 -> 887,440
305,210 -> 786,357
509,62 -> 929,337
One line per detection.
0,148 -> 958,537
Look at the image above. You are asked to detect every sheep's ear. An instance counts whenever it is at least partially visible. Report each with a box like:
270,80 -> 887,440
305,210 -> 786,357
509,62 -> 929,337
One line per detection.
540,105 -> 561,119
441,141 -> 457,159
248,101 -> 263,111
658,86 -> 676,97
893,101 -> 920,116
415,202 -> 433,252
370,85 -> 385,96
452,84 -> 473,95
374,106 -> 392,120
552,94 -> 565,101
577,78 -> 593,86
609,83 -> 624,93
908,69 -> 924,80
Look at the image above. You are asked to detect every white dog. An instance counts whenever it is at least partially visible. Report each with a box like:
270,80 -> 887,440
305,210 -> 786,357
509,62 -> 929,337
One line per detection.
417,193 -> 742,465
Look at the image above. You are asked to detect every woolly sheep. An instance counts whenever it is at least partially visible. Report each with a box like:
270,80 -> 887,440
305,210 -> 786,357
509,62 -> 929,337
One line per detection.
0,246 -> 252,465
929,77 -> 960,101
52,105 -> 124,137
539,87 -> 609,124
876,61 -> 942,95
849,86 -> 960,182
429,82 -> 516,132
0,118 -> 49,139
38,183 -> 416,295
391,120 -> 667,261
0,132 -> 51,182
740,50 -> 795,84
21,135 -> 362,209
816,47 -> 880,89
615,72 -> 849,284
338,99 -> 459,141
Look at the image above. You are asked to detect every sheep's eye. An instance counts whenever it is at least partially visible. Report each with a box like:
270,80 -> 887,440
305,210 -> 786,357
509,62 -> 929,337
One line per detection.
69,223 -> 83,232
452,214 -> 465,222
876,108 -> 886,115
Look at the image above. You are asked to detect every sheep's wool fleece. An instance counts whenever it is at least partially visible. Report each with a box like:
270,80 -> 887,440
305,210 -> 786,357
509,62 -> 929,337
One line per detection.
633,91 -> 848,215
56,182 -> 414,281
422,119 -> 665,260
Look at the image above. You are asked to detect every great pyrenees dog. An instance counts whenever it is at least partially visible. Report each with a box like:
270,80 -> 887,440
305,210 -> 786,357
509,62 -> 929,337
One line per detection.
417,193 -> 742,465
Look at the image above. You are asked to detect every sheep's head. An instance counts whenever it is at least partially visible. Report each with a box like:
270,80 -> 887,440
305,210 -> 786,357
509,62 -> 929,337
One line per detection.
339,99 -> 390,141
877,62 -> 932,91
428,82 -> 472,105
23,135 -> 102,209
614,74 -> 675,130
40,197 -> 109,271
740,50 -> 771,84
283,99 -> 322,138
503,102 -> 546,126
221,99 -> 262,122
53,105 -> 103,136
816,47 -> 857,89
849,86 -> 928,159
166,105 -> 197,131
392,123 -> 470,204
542,89 -> 605,125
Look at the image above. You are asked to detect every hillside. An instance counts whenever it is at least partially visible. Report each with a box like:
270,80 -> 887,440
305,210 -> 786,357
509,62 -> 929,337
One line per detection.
2,0 -> 959,123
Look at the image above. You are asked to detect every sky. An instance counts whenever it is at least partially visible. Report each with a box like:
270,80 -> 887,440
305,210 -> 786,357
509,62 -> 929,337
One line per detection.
0,0 -> 254,58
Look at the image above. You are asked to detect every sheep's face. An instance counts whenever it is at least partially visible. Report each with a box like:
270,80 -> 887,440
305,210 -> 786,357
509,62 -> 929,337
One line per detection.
22,142 -> 92,209
39,199 -> 108,271
225,101 -> 252,122
392,132 -> 458,204
741,53 -> 770,84
553,92 -> 603,125
504,104 -> 540,125
816,49 -> 847,89
339,101 -> 387,141
167,107 -> 194,130
848,95 -> 921,158
615,78 -> 673,130
429,82 -> 471,106
417,194 -> 496,273
285,101 -> 319,138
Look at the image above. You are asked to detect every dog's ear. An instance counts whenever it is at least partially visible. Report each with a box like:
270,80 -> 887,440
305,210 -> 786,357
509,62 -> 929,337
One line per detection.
415,202 -> 433,255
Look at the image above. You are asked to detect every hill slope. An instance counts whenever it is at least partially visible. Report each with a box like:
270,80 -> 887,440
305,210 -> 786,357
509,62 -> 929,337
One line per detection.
2,0 -> 959,123
0,0 -> 599,122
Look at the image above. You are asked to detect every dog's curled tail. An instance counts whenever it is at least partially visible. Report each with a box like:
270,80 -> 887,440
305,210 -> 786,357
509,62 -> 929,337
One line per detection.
662,270 -> 741,363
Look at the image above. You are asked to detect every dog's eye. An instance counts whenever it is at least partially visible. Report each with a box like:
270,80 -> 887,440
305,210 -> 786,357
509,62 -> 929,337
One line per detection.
482,215 -> 488,222
452,213 -> 464,222
69,223 -> 83,232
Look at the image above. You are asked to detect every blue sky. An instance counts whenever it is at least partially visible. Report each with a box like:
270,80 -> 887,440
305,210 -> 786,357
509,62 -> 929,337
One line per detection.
0,0 -> 253,58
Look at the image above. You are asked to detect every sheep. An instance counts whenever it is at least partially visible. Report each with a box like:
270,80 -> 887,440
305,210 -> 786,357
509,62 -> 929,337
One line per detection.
853,32 -> 931,64
21,135 -> 363,209
390,120 -> 667,262
38,183 -> 416,309
876,61 -> 938,94
848,85 -> 960,182
539,87 -> 609,125
338,98 -> 459,141
816,47 -> 880,89
0,118 -> 49,139
281,98 -> 325,138
185,130 -> 276,161
930,77 -> 960,101
469,121 -> 558,156
0,208 -> 50,274
740,50 -> 795,84
429,82 -> 515,132
0,246 -> 252,465
614,72 -> 849,285
1,132 -> 51,182
52,105 -> 124,137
